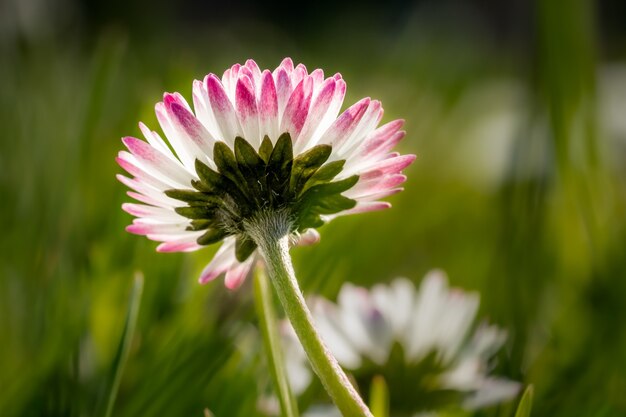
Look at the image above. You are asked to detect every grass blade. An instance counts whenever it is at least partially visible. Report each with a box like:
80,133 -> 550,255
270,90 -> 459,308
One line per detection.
369,375 -> 389,417
253,263 -> 299,417
515,385 -> 534,417
103,272 -> 144,417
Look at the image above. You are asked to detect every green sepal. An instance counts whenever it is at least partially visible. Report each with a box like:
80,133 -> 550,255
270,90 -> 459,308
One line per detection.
165,189 -> 221,205
213,141 -> 246,188
186,219 -> 214,231
235,236 -> 257,262
195,159 -> 223,192
198,151 -> 251,212
312,194 -> 357,214
295,175 -> 359,218
234,137 -> 266,197
258,135 -> 274,163
197,228 -> 230,246
235,137 -> 266,175
300,159 -> 345,194
298,214 -> 325,230
290,144 -> 332,195
299,175 -> 359,202
191,179 -> 212,192
267,133 -> 294,199
175,205 -> 219,220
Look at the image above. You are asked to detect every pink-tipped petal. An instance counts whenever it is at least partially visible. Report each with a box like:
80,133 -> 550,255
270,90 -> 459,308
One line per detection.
139,122 -> 172,157
319,98 -> 370,149
356,187 -> 404,201
116,174 -> 178,207
346,174 -> 407,199
221,63 -> 242,101
121,137 -> 193,187
301,77 -> 346,150
297,229 -> 321,246
359,119 -> 405,157
259,70 -> 279,139
154,102 -> 191,166
235,75 -> 260,146
342,201 -> 392,215
363,131 -> 406,162
244,59 -> 262,86
278,57 -> 294,73
166,97 -> 216,157
224,257 -> 255,290
238,67 -> 256,93
274,68 -> 293,121
192,80 -> 208,119
295,78 -> 336,152
206,74 -> 241,144
116,153 -> 171,190
198,238 -> 237,284
310,68 -> 324,89
336,100 -> 383,157
345,174 -> 406,194
121,202 -> 182,219
154,95 -> 203,170
163,92 -> 192,111
157,239 -> 203,253
280,77 -> 313,139
126,221 -> 189,236
291,63 -> 308,86
357,154 -> 416,177
126,191 -> 168,208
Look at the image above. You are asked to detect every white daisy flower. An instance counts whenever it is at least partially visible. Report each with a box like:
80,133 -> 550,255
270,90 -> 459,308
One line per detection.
117,58 -> 414,289
281,271 -> 521,411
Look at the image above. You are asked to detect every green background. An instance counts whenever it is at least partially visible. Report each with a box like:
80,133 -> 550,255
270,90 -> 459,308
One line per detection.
1,0 -> 625,415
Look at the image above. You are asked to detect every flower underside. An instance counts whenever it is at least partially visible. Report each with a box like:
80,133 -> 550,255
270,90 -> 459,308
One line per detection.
166,132 -> 358,263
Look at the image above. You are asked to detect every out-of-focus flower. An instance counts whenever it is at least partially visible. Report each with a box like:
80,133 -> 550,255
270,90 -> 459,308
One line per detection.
281,271 -> 520,412
599,64 -> 626,169
117,58 -> 414,289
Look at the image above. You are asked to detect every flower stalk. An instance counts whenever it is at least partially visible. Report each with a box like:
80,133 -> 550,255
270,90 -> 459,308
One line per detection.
247,212 -> 373,417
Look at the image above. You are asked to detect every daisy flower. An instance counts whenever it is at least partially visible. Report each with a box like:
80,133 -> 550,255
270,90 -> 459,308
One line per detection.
117,58 -> 414,289
281,271 -> 521,412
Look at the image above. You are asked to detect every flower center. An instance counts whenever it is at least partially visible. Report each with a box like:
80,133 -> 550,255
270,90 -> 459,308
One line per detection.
166,133 -> 358,262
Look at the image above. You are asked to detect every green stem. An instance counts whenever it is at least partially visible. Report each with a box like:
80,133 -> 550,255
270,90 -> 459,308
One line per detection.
253,263 -> 299,417
249,217 -> 372,417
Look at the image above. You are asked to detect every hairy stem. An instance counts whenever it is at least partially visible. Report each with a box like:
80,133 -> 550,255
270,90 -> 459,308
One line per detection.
247,212 -> 372,417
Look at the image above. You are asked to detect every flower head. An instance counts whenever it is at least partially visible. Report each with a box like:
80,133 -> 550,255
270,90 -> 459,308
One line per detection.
281,271 -> 520,412
117,58 -> 414,289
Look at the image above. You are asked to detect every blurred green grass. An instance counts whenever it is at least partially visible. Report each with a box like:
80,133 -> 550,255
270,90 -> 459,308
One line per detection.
1,0 -> 626,416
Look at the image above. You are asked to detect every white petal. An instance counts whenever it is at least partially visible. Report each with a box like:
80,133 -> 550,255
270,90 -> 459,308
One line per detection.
139,122 -> 174,158
116,152 -> 176,191
156,231 -> 205,252
234,75 -> 260,147
121,138 -> 194,188
198,237 -> 237,284
310,299 -> 362,369
334,100 -> 383,159
206,74 -> 242,144
224,255 -> 255,290
116,174 -> 180,208
406,270 -> 449,361
463,378 -> 521,409
273,67 -> 293,125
